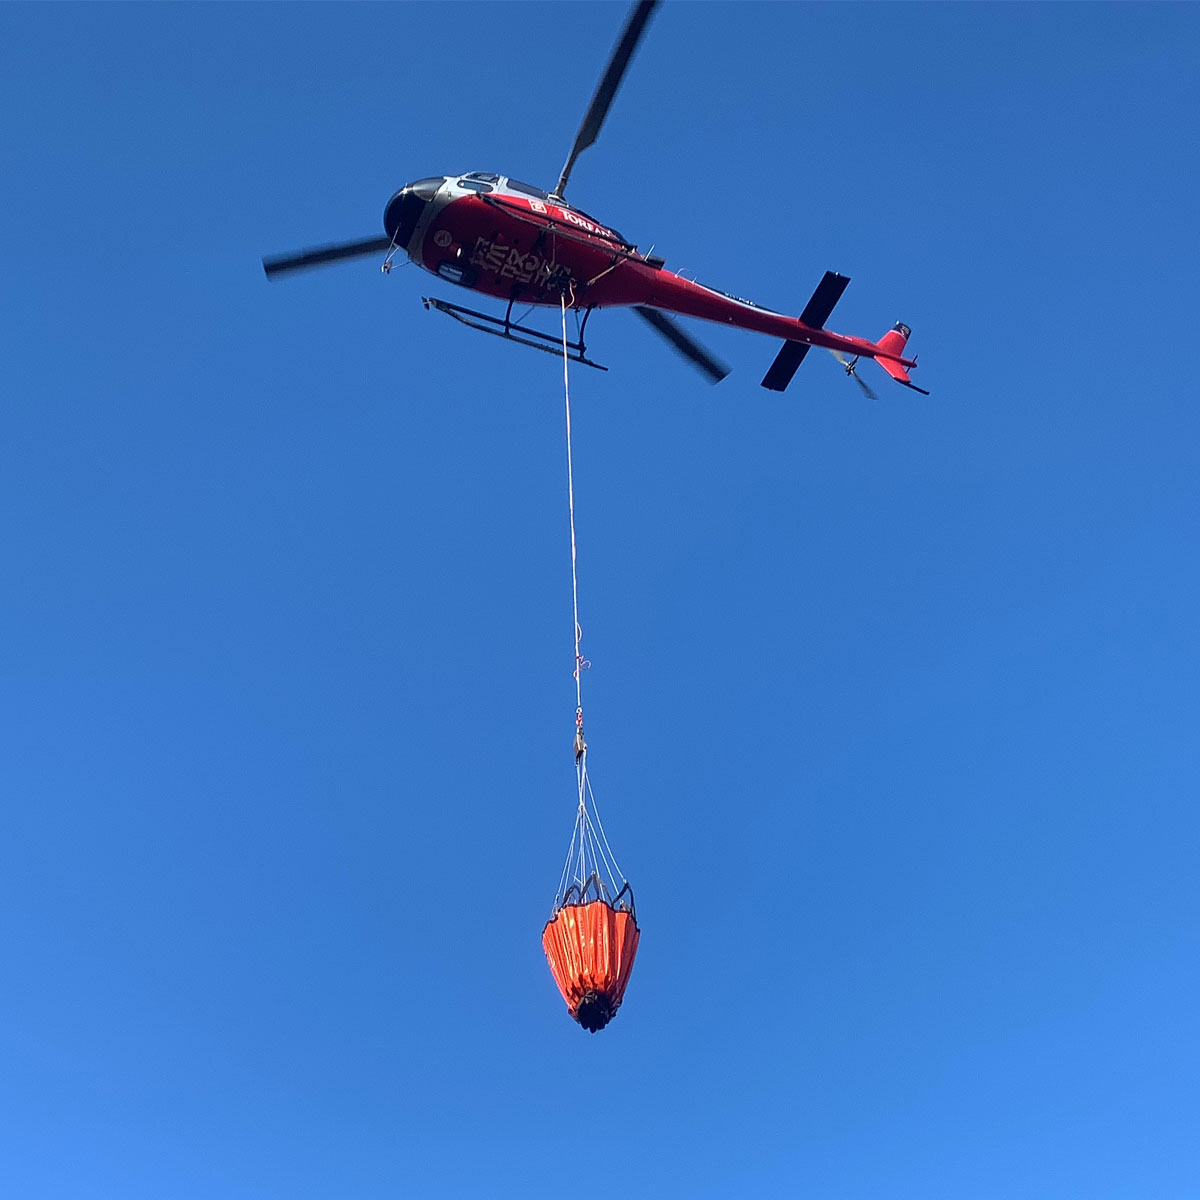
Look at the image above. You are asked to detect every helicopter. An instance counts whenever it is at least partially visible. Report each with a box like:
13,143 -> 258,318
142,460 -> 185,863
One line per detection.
263,0 -> 927,396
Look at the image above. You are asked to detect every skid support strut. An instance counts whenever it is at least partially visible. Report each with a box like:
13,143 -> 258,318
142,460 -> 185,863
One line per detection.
422,296 -> 608,371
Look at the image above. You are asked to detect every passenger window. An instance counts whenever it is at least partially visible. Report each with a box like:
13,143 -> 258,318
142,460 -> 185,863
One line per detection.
507,178 -> 550,200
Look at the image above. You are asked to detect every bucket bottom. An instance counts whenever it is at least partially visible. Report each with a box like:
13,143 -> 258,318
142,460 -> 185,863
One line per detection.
574,990 -> 615,1033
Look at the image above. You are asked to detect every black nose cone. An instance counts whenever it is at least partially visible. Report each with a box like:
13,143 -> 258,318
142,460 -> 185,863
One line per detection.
383,177 -> 445,243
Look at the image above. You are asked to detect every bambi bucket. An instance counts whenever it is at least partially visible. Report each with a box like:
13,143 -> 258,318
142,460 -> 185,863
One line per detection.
542,883 -> 639,1032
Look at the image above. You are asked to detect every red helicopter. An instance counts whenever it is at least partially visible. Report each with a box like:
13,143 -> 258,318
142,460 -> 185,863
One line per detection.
264,0 -> 927,396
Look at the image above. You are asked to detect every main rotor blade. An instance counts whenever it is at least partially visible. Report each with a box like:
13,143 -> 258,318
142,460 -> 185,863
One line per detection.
634,306 -> 730,384
553,0 -> 659,199
262,235 -> 393,280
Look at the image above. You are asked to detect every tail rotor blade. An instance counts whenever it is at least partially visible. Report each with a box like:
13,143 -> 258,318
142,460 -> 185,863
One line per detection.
634,306 -> 730,384
854,375 -> 879,401
829,349 -> 878,400
263,235 -> 394,280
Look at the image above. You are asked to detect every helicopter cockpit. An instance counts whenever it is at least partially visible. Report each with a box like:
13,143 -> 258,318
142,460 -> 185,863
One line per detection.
446,174 -> 631,248
452,173 -> 553,201
381,172 -> 634,266
382,174 -> 552,247
455,172 -> 500,193
382,176 -> 446,245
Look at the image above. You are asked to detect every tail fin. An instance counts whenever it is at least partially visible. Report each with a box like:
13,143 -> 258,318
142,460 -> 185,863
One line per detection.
873,322 -> 929,394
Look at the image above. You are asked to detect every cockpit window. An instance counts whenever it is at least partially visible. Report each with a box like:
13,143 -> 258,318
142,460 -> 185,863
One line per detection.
458,179 -> 494,193
506,178 -> 550,200
462,172 -> 500,184
408,177 -> 445,200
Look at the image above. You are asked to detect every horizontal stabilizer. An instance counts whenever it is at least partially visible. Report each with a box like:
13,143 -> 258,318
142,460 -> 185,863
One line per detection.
799,271 -> 851,329
761,271 -> 850,392
761,340 -> 811,391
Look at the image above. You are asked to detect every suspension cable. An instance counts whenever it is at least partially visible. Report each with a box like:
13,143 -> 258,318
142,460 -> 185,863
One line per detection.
561,294 -> 586,718
551,290 -> 630,914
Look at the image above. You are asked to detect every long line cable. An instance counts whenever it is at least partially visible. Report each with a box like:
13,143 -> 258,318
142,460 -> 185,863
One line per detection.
561,294 -> 585,714
551,293 -> 627,913
552,293 -> 587,911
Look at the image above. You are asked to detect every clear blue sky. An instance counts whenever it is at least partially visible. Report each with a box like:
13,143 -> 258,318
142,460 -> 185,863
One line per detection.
2,3 -> 1198,1197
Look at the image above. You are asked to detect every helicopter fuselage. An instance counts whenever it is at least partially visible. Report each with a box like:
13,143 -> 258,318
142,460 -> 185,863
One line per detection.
390,173 -> 917,371
265,0 -> 926,393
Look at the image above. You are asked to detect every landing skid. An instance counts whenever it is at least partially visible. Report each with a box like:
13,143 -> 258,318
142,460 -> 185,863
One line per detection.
422,296 -> 608,372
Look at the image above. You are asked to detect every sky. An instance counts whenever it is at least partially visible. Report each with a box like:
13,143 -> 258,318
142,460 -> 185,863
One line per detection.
1,2 -> 1198,1197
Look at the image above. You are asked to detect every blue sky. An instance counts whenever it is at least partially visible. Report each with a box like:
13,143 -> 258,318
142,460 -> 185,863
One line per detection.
2,3 -> 1198,1197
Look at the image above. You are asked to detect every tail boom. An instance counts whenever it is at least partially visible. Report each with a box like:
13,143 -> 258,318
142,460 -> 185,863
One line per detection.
596,264 -> 926,391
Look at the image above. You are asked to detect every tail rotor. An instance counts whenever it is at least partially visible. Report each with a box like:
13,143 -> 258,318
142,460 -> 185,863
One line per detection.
829,349 -> 879,400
